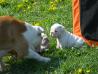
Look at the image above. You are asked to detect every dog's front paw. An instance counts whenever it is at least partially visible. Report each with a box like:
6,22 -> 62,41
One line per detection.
41,57 -> 51,63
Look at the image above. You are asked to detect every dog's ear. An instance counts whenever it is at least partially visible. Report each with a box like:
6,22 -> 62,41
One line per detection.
0,19 -> 12,42
38,26 -> 44,32
11,19 -> 27,34
34,26 -> 44,33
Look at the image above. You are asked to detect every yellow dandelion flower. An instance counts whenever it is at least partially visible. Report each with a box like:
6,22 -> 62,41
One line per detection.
50,1 -> 54,4
86,69 -> 91,73
55,0 -> 62,3
49,6 -> 57,11
55,0 -> 59,3
51,2 -> 57,6
78,68 -> 83,73
23,9 -> 26,12
49,1 -> 57,11
34,23 -> 40,26
0,0 -> 5,3
17,3 -> 23,8
27,6 -> 30,9
52,7 -> 56,10
23,0 -> 28,3
49,4 -> 57,11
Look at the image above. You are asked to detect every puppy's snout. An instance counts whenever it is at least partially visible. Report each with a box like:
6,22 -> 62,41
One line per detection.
50,32 -> 53,36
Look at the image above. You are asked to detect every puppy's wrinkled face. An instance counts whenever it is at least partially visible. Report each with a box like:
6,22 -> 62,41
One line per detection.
50,23 -> 65,38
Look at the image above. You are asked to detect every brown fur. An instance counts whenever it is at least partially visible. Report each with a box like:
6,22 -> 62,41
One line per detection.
0,16 -> 28,59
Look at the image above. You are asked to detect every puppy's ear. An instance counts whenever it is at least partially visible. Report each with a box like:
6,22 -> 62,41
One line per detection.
59,25 -> 65,29
58,25 -> 65,33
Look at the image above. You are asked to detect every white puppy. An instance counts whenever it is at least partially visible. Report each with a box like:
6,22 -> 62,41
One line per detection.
50,23 -> 84,49
23,22 -> 50,62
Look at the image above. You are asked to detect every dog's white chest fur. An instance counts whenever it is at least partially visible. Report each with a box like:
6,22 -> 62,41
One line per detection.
22,22 -> 50,62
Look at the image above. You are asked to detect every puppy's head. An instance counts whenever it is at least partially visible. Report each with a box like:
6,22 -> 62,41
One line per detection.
50,23 -> 65,38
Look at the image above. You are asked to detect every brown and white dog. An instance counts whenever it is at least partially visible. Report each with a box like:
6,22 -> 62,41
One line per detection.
50,23 -> 84,49
0,16 -> 50,63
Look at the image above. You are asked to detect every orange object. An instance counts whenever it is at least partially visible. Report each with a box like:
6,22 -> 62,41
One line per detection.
72,0 -> 98,47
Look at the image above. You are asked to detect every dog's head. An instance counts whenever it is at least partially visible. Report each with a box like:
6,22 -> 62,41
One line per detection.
50,23 -> 65,38
0,16 -> 27,43
33,25 -> 44,42
29,26 -> 45,49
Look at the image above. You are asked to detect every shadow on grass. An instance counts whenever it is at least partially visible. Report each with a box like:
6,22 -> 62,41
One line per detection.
0,54 -> 65,74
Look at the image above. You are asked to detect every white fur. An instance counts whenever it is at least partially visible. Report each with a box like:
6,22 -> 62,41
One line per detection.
23,22 -> 50,62
50,23 -> 84,49
40,33 -> 49,51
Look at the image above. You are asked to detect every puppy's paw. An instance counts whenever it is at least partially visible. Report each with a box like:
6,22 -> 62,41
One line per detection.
56,45 -> 60,49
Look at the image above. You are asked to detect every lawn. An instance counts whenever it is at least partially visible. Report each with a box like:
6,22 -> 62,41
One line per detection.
0,0 -> 98,74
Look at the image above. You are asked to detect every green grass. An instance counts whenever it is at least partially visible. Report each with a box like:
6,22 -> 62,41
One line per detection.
0,0 -> 98,74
